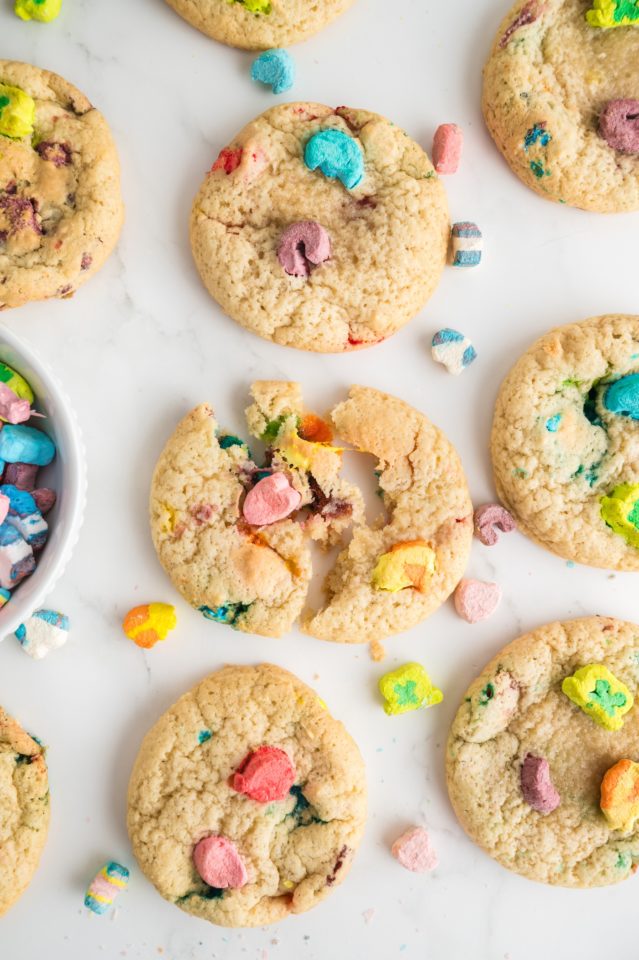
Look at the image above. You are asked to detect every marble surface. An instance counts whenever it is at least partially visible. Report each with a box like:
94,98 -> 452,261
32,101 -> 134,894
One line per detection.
2,1 -> 639,957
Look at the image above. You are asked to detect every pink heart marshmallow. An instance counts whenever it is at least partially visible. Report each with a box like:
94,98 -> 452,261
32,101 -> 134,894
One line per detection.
242,472 -> 301,526
193,835 -> 248,889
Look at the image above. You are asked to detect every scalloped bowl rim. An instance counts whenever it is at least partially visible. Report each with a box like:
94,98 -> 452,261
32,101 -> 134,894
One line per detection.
0,324 -> 87,641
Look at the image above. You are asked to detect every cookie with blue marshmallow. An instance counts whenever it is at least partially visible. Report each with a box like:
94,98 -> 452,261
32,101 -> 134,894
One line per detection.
483,0 -> 639,212
190,102 -> 449,352
492,314 -> 639,569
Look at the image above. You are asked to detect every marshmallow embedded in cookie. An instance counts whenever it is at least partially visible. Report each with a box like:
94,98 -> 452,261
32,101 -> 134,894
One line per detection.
190,103 -> 449,352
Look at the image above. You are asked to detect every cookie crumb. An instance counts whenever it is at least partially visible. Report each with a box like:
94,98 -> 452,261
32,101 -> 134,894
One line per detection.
369,639 -> 386,662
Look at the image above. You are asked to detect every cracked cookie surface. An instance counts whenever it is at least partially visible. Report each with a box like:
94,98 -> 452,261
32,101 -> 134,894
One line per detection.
0,60 -> 123,310
164,0 -> 356,48
447,617 -> 639,887
127,663 -> 367,927
492,314 -> 639,570
304,386 -> 473,643
150,383 -> 471,642
0,706 -> 49,916
190,103 -> 449,352
483,0 -> 639,212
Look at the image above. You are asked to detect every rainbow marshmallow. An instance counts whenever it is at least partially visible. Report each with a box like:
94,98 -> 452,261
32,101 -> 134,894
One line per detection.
15,609 -> 69,660
84,862 -> 130,916
0,522 -> 34,589
451,222 -> 483,267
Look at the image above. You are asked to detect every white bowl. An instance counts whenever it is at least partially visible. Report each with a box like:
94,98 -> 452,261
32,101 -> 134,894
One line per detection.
0,326 -> 87,639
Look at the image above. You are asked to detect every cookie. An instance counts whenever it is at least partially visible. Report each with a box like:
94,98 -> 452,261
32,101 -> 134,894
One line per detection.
0,59 -> 124,310
447,616 -> 639,887
150,383 -> 472,642
190,103 -> 449,352
127,663 -> 367,927
149,384 -> 361,638
303,386 -> 473,643
492,314 -> 639,570
149,402 -> 311,638
482,0 -> 639,212
0,706 -> 49,915
164,0 -> 356,50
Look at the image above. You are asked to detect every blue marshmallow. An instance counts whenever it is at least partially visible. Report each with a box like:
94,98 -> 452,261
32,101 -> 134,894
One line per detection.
0,484 -> 37,516
0,483 -> 48,548
604,373 -> 639,420
251,49 -> 295,94
15,609 -> 70,659
431,328 -> 477,375
304,129 -> 364,190
546,414 -> 562,432
0,424 -> 55,466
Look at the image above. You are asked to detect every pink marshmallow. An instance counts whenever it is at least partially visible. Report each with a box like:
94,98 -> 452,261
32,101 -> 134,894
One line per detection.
391,827 -> 438,873
277,220 -> 332,277
193,836 -> 248,889
432,124 -> 463,174
233,745 -> 296,803
521,754 -> 561,815
454,579 -> 502,623
0,493 -> 9,525
242,472 -> 301,526
32,488 -> 56,514
4,462 -> 39,491
0,382 -> 33,424
600,99 -> 639,155
474,503 -> 516,546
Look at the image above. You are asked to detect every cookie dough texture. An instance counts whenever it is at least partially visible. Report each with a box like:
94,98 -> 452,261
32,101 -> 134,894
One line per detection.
127,663 -> 367,927
245,380 -> 364,548
164,0 -> 355,49
0,60 -> 123,310
0,706 -> 49,915
492,314 -> 639,570
483,0 -> 639,212
304,386 -> 473,643
190,103 -> 449,352
150,401 -> 312,638
447,617 -> 639,887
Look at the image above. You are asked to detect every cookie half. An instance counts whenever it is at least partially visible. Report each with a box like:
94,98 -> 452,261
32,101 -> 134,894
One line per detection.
127,663 -> 367,927
304,386 -> 473,643
0,60 -> 124,309
483,0 -> 639,212
190,103 -> 449,352
0,706 -> 49,915
492,314 -> 639,570
149,401 -> 313,638
447,617 -> 639,887
164,0 -> 356,48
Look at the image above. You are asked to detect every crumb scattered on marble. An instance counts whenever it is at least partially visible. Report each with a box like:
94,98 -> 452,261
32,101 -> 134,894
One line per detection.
370,639 -> 386,662
362,907 -> 376,924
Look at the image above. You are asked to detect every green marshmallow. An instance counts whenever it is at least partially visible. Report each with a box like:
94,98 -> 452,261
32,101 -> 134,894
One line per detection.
226,0 -> 271,13
601,483 -> 639,549
0,83 -> 35,139
14,0 -> 62,22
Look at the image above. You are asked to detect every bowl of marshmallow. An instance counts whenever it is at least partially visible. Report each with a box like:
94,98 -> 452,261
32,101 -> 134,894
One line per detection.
0,326 -> 86,643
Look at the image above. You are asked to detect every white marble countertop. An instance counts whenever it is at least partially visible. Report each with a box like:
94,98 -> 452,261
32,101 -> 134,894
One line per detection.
2,1 -> 638,957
